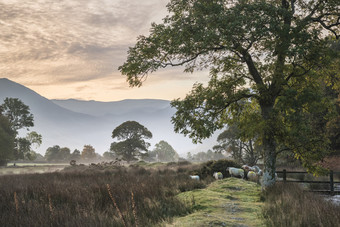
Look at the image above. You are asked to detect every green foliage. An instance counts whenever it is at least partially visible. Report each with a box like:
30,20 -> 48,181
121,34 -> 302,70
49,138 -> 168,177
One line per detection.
70,149 -> 81,160
119,0 -> 340,185
26,131 -> 42,149
215,119 -> 262,166
0,98 -> 40,162
151,140 -> 179,162
110,121 -> 152,163
194,159 -> 241,179
0,97 -> 33,134
173,178 -> 264,226
0,115 -> 15,165
45,145 -> 71,162
14,138 -> 31,160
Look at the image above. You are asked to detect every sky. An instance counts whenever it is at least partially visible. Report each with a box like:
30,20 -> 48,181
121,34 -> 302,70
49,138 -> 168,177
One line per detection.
0,0 -> 209,101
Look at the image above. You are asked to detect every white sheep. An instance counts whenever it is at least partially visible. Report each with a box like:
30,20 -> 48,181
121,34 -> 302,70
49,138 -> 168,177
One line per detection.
252,165 -> 261,174
190,175 -> 200,180
247,171 -> 258,182
227,167 -> 244,178
213,172 -> 223,180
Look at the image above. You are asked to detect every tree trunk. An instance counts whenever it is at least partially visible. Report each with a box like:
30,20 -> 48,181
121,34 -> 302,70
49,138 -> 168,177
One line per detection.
260,104 -> 277,188
262,135 -> 277,188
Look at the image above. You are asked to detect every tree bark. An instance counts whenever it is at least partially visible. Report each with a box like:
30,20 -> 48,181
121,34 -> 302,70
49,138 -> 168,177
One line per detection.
260,103 -> 277,188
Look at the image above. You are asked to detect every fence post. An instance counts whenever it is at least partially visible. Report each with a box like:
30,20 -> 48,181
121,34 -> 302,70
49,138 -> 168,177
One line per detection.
283,169 -> 286,182
330,170 -> 334,195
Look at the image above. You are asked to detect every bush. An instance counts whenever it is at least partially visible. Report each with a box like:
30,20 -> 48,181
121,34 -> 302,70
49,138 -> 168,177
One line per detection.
193,159 -> 241,179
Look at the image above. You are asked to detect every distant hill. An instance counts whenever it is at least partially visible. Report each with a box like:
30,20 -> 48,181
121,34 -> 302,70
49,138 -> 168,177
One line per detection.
0,78 -> 217,156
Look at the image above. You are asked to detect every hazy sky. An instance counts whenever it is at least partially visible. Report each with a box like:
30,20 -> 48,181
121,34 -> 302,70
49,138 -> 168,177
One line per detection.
0,0 -> 209,101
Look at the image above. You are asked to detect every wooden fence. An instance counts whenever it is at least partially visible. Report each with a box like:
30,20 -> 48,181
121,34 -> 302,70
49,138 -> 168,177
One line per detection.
276,170 -> 340,195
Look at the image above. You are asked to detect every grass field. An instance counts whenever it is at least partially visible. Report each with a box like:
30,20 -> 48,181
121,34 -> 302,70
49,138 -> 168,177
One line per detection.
166,178 -> 265,227
0,163 -> 68,175
3,161 -> 337,226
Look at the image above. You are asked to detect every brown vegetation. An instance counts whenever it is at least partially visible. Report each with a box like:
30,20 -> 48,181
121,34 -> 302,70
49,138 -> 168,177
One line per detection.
262,183 -> 340,227
0,164 -> 208,227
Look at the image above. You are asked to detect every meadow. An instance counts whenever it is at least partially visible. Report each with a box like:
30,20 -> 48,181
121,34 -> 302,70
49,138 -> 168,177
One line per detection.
1,161 -> 340,227
0,162 -> 208,227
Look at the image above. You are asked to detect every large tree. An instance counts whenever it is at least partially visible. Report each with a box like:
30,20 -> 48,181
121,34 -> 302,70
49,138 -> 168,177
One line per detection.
0,98 -> 38,163
0,115 -> 15,165
0,98 -> 33,134
110,121 -> 152,163
119,0 -> 339,187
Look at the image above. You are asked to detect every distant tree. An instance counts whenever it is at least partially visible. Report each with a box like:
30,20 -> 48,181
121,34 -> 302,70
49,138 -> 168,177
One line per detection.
45,145 -> 71,162
186,152 -> 192,161
14,131 -> 43,160
152,140 -> 178,162
25,151 -> 39,161
103,151 -> 115,160
45,145 -> 61,162
14,138 -> 31,160
191,149 -> 225,162
70,149 -> 81,160
81,145 -> 96,161
26,131 -> 42,150
0,115 -> 15,165
59,147 -> 71,161
213,122 -> 262,166
110,121 -> 152,163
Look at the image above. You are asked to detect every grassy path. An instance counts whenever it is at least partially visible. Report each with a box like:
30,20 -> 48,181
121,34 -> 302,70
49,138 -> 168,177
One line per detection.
165,178 -> 265,227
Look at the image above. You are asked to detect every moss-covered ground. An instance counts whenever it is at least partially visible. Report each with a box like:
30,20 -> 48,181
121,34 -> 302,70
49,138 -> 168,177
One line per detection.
165,178 -> 265,227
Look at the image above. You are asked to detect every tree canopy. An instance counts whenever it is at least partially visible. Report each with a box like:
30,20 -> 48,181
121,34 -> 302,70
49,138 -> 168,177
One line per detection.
151,140 -> 179,162
0,98 -> 39,164
0,115 -> 15,165
81,145 -> 96,161
119,0 -> 340,187
110,121 -> 152,162
0,98 -> 33,134
45,145 -> 71,162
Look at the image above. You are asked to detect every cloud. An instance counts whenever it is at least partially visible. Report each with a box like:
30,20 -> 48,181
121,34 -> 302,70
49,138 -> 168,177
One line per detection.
0,0 -> 210,101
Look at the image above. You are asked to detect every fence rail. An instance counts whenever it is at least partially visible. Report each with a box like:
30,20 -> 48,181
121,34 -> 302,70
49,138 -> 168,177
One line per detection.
276,170 -> 340,195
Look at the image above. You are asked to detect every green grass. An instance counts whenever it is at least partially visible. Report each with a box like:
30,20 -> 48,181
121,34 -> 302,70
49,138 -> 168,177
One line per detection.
165,178 -> 265,227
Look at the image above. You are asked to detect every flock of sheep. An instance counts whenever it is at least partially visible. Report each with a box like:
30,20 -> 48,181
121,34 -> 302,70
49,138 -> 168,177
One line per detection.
190,165 -> 266,183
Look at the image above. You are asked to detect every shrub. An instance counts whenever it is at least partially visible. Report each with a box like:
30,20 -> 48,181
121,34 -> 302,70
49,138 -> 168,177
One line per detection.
194,159 -> 241,179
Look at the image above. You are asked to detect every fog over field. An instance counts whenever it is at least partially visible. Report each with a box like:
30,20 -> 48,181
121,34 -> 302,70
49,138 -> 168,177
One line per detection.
0,78 -> 217,156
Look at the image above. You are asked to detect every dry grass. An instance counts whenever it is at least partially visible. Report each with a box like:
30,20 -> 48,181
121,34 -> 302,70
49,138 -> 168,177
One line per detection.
262,182 -> 340,227
0,164 -> 207,227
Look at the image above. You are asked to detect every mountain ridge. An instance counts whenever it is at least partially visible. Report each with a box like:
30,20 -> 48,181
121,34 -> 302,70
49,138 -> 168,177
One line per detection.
0,78 -> 217,156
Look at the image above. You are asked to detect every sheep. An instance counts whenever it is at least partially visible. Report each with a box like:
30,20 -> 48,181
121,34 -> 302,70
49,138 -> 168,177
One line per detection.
252,165 -> 261,174
242,165 -> 255,172
213,172 -> 223,180
247,171 -> 258,182
227,167 -> 244,178
190,175 -> 200,180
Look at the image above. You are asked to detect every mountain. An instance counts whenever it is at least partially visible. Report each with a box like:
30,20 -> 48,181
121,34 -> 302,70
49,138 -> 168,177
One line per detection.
0,78 -> 217,156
